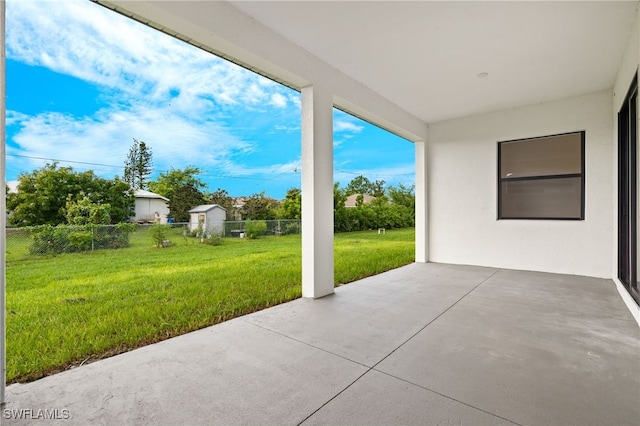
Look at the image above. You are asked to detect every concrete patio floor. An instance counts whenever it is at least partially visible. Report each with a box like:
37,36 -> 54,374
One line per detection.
3,263 -> 639,425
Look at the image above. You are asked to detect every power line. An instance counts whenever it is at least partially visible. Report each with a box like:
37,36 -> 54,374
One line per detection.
7,154 -> 413,184
7,153 -> 299,183
7,154 -> 124,170
334,168 -> 414,178
197,173 -> 267,181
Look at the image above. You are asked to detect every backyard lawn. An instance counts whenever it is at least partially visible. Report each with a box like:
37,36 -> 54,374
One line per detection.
6,227 -> 415,383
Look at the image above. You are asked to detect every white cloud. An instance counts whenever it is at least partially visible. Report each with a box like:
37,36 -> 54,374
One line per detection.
6,111 -> 29,126
7,181 -> 19,193
7,105 -> 252,176
214,159 -> 301,178
334,120 -> 364,133
270,93 -> 288,108
334,164 -> 415,186
274,125 -> 300,133
333,133 -> 357,148
288,93 -> 302,108
6,0 -> 294,109
5,0 -> 301,188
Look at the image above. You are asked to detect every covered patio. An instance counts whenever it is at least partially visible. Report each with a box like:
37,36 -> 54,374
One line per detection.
4,263 -> 639,425
1,1 -> 639,421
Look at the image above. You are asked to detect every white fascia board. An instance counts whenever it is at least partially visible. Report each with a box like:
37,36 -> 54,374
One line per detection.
613,7 -> 639,113
97,0 -> 427,142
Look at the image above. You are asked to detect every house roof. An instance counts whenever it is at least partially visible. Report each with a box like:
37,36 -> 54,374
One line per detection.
134,190 -> 169,201
344,194 -> 376,208
189,204 -> 227,213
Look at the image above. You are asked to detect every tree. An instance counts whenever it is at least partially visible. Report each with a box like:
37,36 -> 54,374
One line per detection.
7,163 -> 134,226
148,166 -> 205,200
332,180 -> 413,232
387,183 -> 415,209
344,175 -> 385,197
345,175 -> 373,196
278,188 -> 301,219
65,196 -> 111,225
97,177 -> 135,223
208,188 -> 234,212
169,183 -> 206,222
370,179 -> 386,198
333,183 -> 347,210
123,138 -> 153,190
241,191 -> 279,220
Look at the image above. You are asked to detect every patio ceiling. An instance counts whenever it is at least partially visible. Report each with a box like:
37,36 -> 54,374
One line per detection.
230,1 -> 638,123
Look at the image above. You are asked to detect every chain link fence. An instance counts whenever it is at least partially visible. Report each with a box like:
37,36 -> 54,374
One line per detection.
222,220 -> 301,237
6,224 -> 136,259
6,220 -> 301,260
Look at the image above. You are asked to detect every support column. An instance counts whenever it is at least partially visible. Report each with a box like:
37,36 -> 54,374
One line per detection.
301,85 -> 334,298
1,0 -> 7,406
415,140 -> 428,263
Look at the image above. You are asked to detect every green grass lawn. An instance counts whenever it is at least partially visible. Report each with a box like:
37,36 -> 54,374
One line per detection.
6,227 -> 414,383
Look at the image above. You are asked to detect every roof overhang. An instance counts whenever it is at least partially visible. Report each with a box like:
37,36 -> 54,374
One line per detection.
96,1 -> 638,136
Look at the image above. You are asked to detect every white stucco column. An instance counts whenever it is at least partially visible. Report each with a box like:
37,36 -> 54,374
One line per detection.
415,140 -> 428,263
1,0 -> 7,406
301,85 -> 334,298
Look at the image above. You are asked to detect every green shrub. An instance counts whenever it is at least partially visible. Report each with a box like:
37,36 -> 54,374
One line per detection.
28,224 -> 136,255
202,234 -> 223,246
244,220 -> 267,239
29,225 -> 70,255
282,222 -> 301,235
150,224 -> 172,248
109,222 -> 138,249
334,203 -> 414,233
190,221 -> 205,239
67,231 -> 93,251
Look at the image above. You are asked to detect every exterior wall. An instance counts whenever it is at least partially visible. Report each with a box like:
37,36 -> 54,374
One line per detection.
205,208 -> 226,235
134,198 -> 169,223
428,90 -> 613,278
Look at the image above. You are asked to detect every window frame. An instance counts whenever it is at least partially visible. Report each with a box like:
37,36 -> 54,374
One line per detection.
497,131 -> 586,220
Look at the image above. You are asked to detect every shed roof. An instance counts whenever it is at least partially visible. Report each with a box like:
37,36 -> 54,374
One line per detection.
134,190 -> 169,201
189,204 -> 227,213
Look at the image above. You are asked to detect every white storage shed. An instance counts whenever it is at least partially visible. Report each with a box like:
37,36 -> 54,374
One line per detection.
188,204 -> 227,235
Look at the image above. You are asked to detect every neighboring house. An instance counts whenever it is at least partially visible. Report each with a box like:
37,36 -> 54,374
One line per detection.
188,204 -> 227,235
344,194 -> 375,208
133,190 -> 169,224
230,197 -> 247,220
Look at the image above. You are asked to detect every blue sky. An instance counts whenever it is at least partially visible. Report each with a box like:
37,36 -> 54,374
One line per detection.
6,0 -> 414,200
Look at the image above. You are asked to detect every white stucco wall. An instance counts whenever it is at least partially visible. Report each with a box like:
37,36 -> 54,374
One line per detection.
134,197 -> 169,223
428,90 -> 613,278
